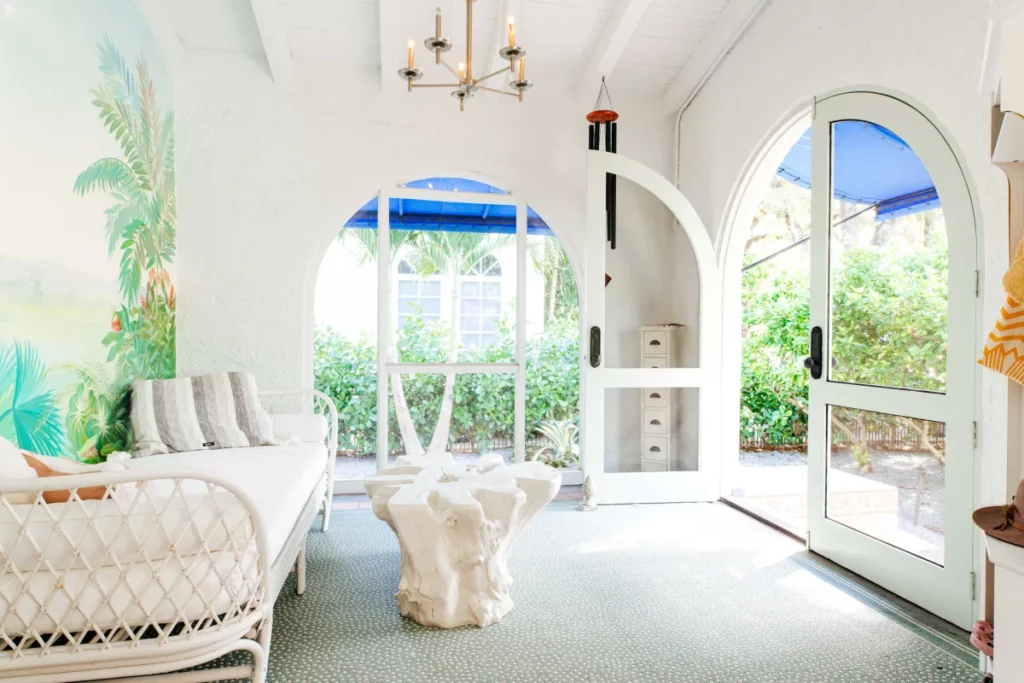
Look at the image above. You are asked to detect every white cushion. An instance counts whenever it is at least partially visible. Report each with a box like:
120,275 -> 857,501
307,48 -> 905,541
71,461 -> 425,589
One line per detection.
0,437 -> 37,504
272,413 -> 328,444
126,442 -> 328,559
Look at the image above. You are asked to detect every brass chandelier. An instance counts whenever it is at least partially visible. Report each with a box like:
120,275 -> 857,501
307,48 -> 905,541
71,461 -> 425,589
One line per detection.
397,1 -> 532,111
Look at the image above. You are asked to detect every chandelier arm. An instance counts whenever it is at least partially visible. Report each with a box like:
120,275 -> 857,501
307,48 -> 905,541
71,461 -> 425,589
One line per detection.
438,58 -> 462,79
411,83 -> 463,88
474,66 -> 512,85
477,85 -> 518,98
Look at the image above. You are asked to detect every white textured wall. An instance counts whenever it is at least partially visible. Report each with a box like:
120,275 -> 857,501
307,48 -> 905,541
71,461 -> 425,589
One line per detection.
174,52 -> 694,467
673,0 -> 1010,504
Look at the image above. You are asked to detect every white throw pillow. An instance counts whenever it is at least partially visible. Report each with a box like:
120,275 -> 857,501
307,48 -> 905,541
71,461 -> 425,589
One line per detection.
0,436 -> 38,504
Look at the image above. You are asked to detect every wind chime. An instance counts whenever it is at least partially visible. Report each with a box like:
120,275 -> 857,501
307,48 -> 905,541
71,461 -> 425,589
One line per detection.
587,77 -> 619,252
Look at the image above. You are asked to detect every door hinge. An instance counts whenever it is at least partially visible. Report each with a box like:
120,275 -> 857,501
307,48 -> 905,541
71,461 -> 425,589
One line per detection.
970,571 -> 977,601
975,270 -> 980,297
973,421 -> 978,449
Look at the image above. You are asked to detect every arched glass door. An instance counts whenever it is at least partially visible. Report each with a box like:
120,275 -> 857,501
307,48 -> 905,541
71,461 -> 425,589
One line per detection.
807,92 -> 977,628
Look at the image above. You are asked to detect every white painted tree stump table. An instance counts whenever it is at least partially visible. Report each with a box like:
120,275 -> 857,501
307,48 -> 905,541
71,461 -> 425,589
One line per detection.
364,453 -> 561,628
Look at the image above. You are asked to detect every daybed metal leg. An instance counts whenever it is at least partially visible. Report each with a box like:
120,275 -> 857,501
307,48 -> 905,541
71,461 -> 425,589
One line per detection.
321,495 -> 331,532
252,617 -> 273,683
296,541 -> 306,596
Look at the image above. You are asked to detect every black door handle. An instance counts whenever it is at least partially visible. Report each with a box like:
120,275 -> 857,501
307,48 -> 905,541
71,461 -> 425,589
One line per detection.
590,326 -> 601,368
804,326 -> 823,379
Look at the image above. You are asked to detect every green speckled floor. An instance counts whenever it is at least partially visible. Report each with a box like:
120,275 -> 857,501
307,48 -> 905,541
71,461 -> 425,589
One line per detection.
208,501 -> 983,682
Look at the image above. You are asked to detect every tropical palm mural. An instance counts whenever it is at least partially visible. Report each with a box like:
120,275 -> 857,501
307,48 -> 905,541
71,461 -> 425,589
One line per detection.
0,35 -> 175,461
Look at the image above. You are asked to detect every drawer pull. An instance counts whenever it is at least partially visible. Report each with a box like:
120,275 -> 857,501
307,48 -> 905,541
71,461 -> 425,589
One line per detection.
649,446 -> 661,452
649,339 -> 662,346
649,392 -> 662,399
650,419 -> 661,426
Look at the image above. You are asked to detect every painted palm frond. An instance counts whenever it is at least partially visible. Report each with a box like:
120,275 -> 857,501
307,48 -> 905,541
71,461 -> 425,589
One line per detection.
73,158 -> 135,197
96,36 -> 138,107
0,341 -> 66,456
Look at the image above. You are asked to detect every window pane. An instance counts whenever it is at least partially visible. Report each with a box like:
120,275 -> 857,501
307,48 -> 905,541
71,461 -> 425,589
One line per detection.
479,334 -> 497,348
398,298 -> 414,314
422,298 -> 441,314
462,315 -> 481,331
462,298 -> 481,315
462,281 -> 480,297
398,315 -> 408,328
422,280 -> 441,297
483,317 -> 499,332
462,334 -> 480,349
398,280 -> 418,296
483,299 -> 501,316
826,405 -> 945,565
828,121 -> 947,393
483,282 -> 501,297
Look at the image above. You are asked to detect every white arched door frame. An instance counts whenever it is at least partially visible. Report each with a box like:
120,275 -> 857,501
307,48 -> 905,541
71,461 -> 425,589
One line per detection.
807,91 -> 978,629
582,151 -> 722,504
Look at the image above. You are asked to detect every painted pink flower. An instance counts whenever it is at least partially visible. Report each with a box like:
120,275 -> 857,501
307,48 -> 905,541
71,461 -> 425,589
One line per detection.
111,314 -> 121,332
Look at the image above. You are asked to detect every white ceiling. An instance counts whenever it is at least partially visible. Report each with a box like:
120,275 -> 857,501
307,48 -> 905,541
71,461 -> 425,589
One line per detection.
161,0 -> 749,104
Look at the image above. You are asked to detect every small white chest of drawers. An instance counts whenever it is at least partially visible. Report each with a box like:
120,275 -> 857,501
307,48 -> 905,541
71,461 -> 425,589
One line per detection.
639,324 -> 684,472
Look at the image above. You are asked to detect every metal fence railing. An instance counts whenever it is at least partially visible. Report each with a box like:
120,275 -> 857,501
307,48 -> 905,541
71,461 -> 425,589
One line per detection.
741,421 -> 945,452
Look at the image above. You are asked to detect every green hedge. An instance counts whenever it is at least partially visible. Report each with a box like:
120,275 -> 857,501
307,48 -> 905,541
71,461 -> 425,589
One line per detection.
741,233 -> 948,450
314,312 -> 579,455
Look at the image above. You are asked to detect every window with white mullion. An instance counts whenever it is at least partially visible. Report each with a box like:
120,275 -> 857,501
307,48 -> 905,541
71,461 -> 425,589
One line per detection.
460,255 -> 502,349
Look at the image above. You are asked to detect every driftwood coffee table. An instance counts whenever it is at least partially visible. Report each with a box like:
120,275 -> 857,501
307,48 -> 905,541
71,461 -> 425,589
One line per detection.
364,453 -> 561,628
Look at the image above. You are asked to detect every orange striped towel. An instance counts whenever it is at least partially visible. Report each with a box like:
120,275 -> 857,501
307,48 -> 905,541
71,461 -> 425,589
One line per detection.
979,296 -> 1024,384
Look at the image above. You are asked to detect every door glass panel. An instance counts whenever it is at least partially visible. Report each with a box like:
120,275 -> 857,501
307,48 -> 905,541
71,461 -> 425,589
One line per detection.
388,372 -> 515,467
826,405 -> 945,565
828,121 -> 948,392
602,177 -> 699,368
603,388 -> 698,473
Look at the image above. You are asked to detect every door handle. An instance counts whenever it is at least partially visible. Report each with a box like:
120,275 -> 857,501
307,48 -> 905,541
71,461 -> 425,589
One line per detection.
804,326 -> 823,379
590,326 -> 601,368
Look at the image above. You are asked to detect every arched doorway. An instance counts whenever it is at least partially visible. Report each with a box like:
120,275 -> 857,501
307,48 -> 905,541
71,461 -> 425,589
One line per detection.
314,176 -> 581,492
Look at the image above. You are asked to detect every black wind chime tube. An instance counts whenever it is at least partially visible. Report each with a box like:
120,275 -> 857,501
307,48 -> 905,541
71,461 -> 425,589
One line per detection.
588,123 -> 599,151
605,121 -> 618,249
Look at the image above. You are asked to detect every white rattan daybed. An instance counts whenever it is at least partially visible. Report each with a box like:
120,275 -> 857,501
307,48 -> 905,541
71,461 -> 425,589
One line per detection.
0,389 -> 337,683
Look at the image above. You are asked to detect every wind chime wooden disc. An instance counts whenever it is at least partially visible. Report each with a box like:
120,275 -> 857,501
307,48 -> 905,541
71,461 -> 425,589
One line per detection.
586,109 -> 619,124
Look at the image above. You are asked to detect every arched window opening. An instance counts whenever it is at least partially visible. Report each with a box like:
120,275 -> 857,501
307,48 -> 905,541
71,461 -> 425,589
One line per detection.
314,176 -> 580,488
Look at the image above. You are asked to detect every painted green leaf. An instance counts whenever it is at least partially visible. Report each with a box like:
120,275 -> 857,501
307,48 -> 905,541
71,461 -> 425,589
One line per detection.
0,341 -> 66,456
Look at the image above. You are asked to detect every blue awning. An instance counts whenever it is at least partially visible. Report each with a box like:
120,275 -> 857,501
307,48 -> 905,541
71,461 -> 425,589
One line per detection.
344,176 -> 554,236
777,122 -> 940,220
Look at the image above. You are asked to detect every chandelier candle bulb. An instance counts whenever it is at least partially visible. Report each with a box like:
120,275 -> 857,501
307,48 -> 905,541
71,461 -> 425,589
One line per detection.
408,40 -> 415,69
518,57 -> 525,82
508,16 -> 515,47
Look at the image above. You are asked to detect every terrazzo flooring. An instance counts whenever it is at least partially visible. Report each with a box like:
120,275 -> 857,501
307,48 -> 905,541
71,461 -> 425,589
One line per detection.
204,501 -> 983,682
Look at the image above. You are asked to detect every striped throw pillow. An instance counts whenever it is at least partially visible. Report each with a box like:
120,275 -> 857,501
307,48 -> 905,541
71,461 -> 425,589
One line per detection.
131,373 -> 277,457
